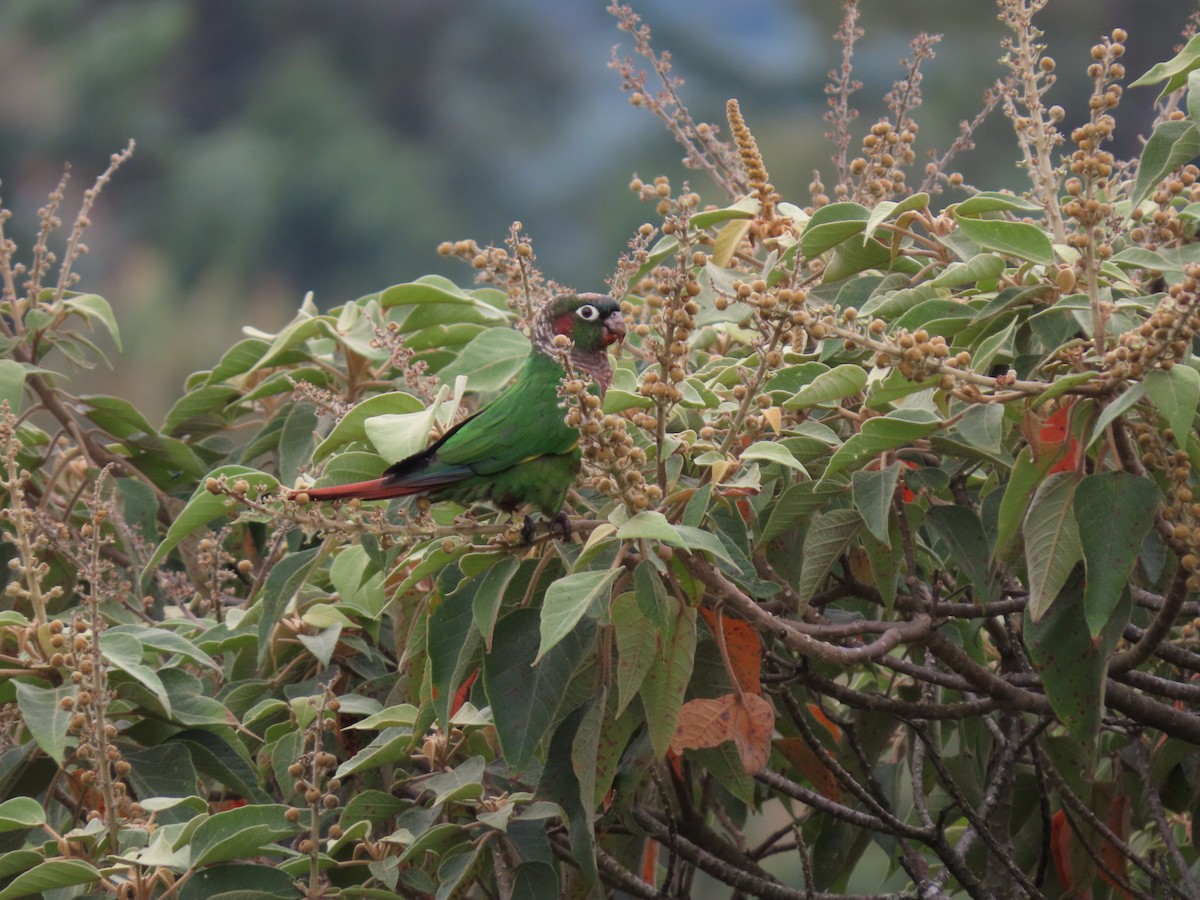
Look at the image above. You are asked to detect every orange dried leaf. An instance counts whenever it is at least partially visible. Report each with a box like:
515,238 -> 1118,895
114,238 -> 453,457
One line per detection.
669,692 -> 775,774
698,607 -> 762,695
773,737 -> 840,802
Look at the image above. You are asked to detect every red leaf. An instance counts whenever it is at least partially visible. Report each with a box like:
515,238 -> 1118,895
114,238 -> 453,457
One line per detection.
449,667 -> 480,718
1051,810 -> 1073,892
1036,403 -> 1081,475
641,839 -> 659,885
698,607 -> 762,695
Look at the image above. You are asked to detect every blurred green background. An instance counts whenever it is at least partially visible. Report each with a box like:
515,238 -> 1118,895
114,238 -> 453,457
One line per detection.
0,0 -> 1187,418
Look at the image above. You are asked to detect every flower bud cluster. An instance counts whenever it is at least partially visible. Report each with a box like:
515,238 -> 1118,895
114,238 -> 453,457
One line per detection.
1106,266 -> 1200,379
1138,423 -> 1200,592
562,376 -> 658,512
873,326 -> 967,389
846,118 -> 918,201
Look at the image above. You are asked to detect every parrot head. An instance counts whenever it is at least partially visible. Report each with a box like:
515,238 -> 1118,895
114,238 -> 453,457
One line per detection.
534,292 -> 625,390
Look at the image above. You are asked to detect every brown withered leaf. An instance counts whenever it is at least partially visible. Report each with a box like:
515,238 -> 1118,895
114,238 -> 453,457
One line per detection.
669,692 -> 775,774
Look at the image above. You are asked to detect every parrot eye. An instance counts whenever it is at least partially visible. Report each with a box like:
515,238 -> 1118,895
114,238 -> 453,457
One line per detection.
576,304 -> 600,321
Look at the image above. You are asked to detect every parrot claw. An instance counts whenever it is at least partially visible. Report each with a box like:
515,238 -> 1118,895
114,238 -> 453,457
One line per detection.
518,513 -> 573,544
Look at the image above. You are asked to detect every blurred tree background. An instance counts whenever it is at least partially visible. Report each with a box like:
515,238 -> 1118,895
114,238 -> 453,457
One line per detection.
0,0 -> 1187,416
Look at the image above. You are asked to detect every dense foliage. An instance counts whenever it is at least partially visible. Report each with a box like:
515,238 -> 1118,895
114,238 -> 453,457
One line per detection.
5,2 -> 1200,898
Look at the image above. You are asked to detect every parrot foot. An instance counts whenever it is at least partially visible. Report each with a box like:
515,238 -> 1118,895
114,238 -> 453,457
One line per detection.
552,511 -> 573,542
518,513 -> 574,544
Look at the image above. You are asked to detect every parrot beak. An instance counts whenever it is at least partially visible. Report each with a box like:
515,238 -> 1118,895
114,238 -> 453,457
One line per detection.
602,310 -> 626,347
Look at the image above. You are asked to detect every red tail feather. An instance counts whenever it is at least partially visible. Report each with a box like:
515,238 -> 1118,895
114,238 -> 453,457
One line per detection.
289,478 -> 423,503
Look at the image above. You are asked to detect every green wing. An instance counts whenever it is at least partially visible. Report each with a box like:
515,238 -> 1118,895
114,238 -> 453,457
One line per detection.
435,351 -> 577,474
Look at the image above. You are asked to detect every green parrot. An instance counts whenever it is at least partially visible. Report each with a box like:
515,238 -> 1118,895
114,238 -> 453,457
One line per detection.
290,293 -> 625,534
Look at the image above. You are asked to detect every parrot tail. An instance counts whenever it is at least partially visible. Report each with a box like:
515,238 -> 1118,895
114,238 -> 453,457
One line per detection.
288,478 -> 423,503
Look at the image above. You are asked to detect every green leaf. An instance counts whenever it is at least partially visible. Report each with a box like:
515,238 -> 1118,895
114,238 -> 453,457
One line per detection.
536,569 -> 620,663
364,384 -> 459,463
1075,472 -> 1159,636
953,192 -> 1043,216
759,481 -> 844,546
472,555 -> 520,651
739,441 -> 809,475
953,403 -> 1005,456
796,508 -> 862,609
187,804 -> 300,867
1025,571 -> 1125,769
952,216 -> 1054,266
927,253 -> 1007,289
640,606 -> 697,758
0,859 -> 100,900
1088,383 -> 1145,448
612,592 -> 658,716
162,384 -> 239,435
483,608 -> 594,772
1145,365 -> 1200,442
615,511 -> 683,545
145,466 -> 279,572
925,506 -> 997,605
101,632 -> 170,714
1131,32 -> 1200,96
865,192 -> 929,234
784,364 -> 867,409
424,755 -> 485,805
800,202 -> 870,256
822,234 -> 891,283
0,360 -> 27,414
428,571 -> 482,729
0,797 -> 44,833
63,292 -> 121,351
995,446 -> 1057,559
1131,119 -> 1200,208
823,409 -> 941,481
438,327 -> 530,393
852,464 -> 899,545
312,391 -> 425,462
1023,472 -> 1082,621
13,682 -> 73,764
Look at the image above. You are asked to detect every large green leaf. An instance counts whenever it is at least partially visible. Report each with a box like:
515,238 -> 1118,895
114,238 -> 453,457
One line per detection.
145,466 -> 279,572
438,327 -> 529,393
640,605 -> 697,758
0,859 -> 100,900
851,463 -> 899,545
1144,364 -> 1200,442
535,569 -> 620,663
428,571 -> 482,729
784,364 -> 867,409
952,216 -> 1054,266
1025,571 -> 1126,768
1131,119 -> 1200,209
312,391 -> 425,462
612,592 -> 658,716
1022,472 -> 1082,621
1075,472 -> 1159,636
800,202 -> 870,256
925,505 -> 997,605
795,508 -> 862,608
823,409 -> 941,481
186,804 -> 300,867
483,608 -> 594,772
13,682 -> 73,765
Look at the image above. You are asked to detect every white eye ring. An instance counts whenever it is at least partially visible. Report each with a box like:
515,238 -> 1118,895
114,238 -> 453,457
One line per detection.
577,304 -> 600,321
